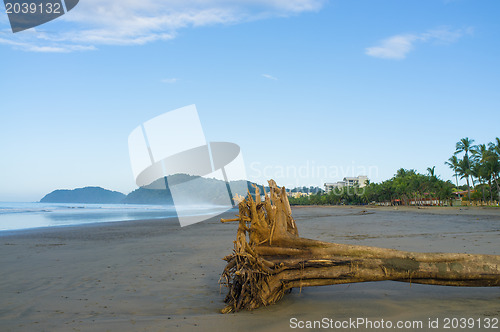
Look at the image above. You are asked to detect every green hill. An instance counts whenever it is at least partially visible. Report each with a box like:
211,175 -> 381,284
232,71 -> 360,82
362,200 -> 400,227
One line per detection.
40,174 -> 264,205
40,187 -> 126,204
122,174 -> 260,205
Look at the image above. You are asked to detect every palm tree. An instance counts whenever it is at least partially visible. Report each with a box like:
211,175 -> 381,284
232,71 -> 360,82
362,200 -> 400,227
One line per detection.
472,144 -> 490,203
445,155 -> 460,189
488,137 -> 500,157
456,157 -> 472,202
425,166 -> 438,203
471,161 -> 486,203
481,148 -> 499,202
487,138 -> 500,203
427,166 -> 436,178
455,137 -> 477,157
454,137 -> 477,203
491,161 -> 500,203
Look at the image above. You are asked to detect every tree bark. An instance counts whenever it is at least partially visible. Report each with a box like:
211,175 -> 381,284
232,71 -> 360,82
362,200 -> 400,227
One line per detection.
466,177 -> 471,203
494,175 -> 500,202
219,180 -> 500,313
488,179 -> 493,203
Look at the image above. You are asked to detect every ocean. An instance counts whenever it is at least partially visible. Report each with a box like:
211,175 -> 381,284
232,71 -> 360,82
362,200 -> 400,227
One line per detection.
0,202 -> 230,232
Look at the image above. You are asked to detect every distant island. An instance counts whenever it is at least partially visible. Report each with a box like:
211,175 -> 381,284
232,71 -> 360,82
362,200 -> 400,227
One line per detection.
40,174 -> 263,205
40,187 -> 126,204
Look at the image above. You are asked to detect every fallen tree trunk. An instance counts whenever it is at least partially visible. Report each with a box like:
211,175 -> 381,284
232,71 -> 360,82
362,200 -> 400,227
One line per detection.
219,180 -> 500,313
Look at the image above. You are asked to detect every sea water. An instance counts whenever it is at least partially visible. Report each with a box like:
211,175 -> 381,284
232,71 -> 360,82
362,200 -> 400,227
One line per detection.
0,202 -> 230,231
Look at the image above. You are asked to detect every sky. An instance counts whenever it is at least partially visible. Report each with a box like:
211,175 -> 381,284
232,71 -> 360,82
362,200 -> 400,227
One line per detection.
1,0 -> 499,201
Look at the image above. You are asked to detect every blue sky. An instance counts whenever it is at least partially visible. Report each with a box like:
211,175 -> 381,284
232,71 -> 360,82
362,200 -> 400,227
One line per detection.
1,0 -> 499,201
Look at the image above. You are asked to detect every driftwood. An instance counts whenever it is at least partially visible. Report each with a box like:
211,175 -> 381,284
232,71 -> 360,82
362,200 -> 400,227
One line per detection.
219,180 -> 500,313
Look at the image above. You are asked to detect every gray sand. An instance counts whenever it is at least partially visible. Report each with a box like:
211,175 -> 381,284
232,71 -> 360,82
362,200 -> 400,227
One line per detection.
0,206 -> 499,331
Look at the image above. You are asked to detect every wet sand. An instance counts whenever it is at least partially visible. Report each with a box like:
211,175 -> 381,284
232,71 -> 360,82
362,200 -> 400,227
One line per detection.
1,206 -> 499,331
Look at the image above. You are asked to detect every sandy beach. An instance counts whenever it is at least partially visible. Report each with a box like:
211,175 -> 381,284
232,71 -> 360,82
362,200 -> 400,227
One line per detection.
1,206 -> 499,331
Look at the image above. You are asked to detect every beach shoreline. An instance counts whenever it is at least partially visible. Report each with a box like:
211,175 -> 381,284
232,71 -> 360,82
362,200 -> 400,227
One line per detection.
292,204 -> 500,214
1,207 -> 499,331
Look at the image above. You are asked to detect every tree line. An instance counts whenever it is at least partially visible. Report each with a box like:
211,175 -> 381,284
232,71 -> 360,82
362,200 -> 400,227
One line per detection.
445,137 -> 500,203
289,137 -> 500,206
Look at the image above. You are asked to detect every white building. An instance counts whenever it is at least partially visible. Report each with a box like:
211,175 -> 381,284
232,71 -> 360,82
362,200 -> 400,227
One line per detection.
324,175 -> 368,193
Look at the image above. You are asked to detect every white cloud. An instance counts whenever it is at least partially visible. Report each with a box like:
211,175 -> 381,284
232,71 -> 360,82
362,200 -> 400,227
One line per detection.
262,74 -> 278,80
365,35 -> 417,60
365,26 -> 472,60
161,78 -> 178,84
0,35 -> 96,52
0,0 -> 325,52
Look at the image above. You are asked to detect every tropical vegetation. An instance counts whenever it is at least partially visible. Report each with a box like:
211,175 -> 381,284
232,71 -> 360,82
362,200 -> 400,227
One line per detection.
289,137 -> 500,206
446,137 -> 500,205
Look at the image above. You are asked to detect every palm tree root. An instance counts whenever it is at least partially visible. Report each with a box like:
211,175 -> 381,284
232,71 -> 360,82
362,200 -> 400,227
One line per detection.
219,180 -> 500,313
